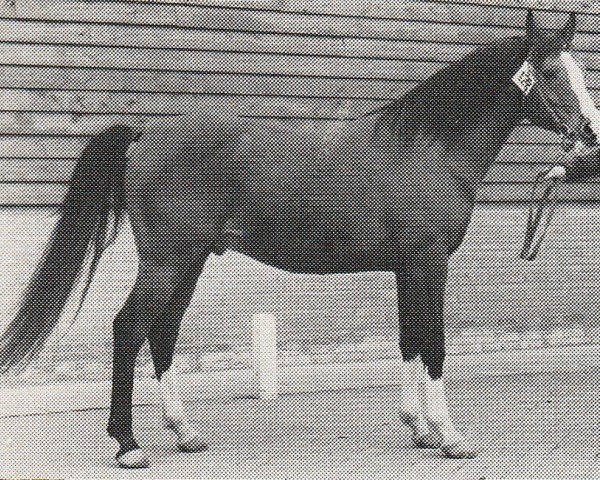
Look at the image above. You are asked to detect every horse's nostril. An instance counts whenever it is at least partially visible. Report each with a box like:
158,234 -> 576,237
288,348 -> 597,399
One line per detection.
579,122 -> 597,145
583,124 -> 597,145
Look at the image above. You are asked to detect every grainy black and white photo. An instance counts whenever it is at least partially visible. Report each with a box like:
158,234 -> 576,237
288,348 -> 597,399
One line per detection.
1,0 -> 600,478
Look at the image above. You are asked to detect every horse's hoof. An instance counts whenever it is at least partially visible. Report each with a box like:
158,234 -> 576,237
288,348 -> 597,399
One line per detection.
441,441 -> 478,459
413,432 -> 443,449
178,434 -> 209,453
117,448 -> 150,468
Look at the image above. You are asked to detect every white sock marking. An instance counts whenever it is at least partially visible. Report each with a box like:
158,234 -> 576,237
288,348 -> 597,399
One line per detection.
400,358 -> 428,436
422,376 -> 463,446
160,367 -> 185,424
160,367 -> 197,443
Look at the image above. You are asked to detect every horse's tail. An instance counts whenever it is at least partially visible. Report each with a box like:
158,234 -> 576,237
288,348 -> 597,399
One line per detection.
0,125 -> 138,372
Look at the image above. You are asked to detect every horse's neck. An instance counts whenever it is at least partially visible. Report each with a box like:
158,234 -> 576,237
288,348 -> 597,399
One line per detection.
391,36 -> 529,194
438,87 -> 524,193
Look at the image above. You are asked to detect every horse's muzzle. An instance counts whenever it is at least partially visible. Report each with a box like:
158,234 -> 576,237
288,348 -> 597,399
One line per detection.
561,120 -> 598,152
563,144 -> 600,183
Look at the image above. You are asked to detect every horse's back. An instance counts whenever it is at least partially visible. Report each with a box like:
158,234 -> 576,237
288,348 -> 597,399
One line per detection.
123,111 -> 456,219
122,113 -> 340,232
124,112 -> 373,197
126,113 -> 329,172
125,113 -> 244,173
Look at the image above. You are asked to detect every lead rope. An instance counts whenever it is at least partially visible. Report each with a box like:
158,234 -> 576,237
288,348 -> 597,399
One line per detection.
520,169 -> 563,261
517,60 -> 570,261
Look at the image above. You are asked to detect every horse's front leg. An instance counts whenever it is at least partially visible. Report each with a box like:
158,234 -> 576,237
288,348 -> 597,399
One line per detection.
399,241 -> 477,459
396,273 -> 439,448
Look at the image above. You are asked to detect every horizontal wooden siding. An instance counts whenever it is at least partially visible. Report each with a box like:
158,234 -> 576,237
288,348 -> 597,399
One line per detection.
1,0 -> 600,203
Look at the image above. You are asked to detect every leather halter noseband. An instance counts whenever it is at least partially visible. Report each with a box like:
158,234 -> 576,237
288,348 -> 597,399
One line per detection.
529,69 -> 577,151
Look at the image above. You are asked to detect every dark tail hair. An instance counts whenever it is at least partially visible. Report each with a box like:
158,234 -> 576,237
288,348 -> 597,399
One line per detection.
0,125 -> 138,372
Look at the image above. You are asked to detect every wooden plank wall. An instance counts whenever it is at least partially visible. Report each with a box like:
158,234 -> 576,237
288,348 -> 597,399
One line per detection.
1,0 -> 600,204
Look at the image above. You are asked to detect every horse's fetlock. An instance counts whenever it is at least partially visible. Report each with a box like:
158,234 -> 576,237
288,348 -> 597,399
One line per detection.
107,419 -> 137,447
425,418 -> 445,431
400,411 -> 428,436
399,411 -> 420,428
163,413 -> 186,431
420,351 -> 445,381
426,419 -> 464,447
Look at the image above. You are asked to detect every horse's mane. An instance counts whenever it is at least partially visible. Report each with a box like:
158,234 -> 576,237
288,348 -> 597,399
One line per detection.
372,36 -> 529,137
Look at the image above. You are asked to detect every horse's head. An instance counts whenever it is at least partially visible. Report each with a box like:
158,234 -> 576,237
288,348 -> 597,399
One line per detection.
520,10 -> 598,152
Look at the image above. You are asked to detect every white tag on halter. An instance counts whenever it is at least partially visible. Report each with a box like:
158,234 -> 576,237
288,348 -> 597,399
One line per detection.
512,61 -> 536,95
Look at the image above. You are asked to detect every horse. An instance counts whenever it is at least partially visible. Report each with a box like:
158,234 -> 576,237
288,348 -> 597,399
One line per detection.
0,10 -> 598,468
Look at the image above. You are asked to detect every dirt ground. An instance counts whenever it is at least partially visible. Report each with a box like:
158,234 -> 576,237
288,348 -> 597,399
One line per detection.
1,345 -> 599,479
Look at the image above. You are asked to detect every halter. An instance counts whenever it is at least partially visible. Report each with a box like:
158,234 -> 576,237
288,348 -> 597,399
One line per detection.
517,58 -> 571,261
532,77 -> 574,150
517,55 -> 582,148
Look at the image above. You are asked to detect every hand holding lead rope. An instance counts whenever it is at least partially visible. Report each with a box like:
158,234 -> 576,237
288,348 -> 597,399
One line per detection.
542,165 -> 567,180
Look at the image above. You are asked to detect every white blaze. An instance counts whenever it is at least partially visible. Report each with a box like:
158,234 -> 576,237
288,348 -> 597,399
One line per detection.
560,51 -> 600,137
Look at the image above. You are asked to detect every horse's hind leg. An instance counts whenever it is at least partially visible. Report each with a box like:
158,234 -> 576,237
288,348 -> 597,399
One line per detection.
107,279 -> 152,468
107,244 -> 210,468
146,251 -> 209,452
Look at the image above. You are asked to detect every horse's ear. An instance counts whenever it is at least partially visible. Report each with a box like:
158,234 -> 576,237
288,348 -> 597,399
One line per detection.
525,9 -> 537,40
559,12 -> 577,48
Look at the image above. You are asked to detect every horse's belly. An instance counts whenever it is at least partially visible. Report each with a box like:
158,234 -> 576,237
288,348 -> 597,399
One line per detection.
227,220 -> 398,274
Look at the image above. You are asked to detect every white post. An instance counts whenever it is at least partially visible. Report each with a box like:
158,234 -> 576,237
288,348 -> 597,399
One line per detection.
251,313 -> 278,400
